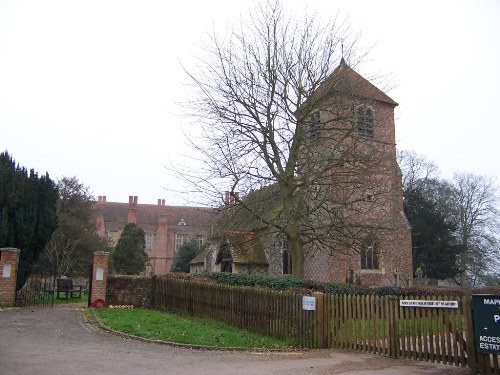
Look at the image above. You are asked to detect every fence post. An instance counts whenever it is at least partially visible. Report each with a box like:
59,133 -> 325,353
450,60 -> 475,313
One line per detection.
464,296 -> 478,374
314,292 -> 325,348
0,248 -> 21,307
388,296 -> 400,358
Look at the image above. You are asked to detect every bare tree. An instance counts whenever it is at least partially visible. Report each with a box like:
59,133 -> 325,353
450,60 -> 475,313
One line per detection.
41,233 -> 80,277
452,172 -> 499,286
180,1 -> 399,279
397,150 -> 438,192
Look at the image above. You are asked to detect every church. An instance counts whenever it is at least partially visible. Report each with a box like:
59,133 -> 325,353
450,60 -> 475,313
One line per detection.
190,59 -> 413,286
94,60 -> 412,286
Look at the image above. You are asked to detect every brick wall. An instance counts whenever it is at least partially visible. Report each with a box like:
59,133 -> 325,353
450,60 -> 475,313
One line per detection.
0,248 -> 20,307
106,276 -> 153,307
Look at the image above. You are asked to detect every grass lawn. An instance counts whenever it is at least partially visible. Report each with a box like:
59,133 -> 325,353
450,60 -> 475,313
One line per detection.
94,308 -> 294,349
53,292 -> 88,305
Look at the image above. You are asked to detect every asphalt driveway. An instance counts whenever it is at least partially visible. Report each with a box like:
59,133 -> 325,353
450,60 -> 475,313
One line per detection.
0,305 -> 471,375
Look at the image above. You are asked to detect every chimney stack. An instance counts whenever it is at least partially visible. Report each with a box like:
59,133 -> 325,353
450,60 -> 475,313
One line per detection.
158,199 -> 161,206
98,196 -> 102,202
225,191 -> 230,206
162,199 -> 166,206
103,196 -> 106,202
128,195 -> 138,224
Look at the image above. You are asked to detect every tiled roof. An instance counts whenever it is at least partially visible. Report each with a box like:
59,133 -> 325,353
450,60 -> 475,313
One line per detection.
92,202 -> 216,232
217,231 -> 268,265
189,247 -> 208,265
216,184 -> 282,233
309,59 -> 398,107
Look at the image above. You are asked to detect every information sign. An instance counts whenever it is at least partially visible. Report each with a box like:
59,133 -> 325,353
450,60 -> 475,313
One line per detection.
302,296 -> 316,311
472,294 -> 500,355
399,300 -> 458,309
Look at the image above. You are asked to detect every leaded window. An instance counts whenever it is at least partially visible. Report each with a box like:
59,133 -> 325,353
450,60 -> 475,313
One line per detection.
357,107 -> 374,137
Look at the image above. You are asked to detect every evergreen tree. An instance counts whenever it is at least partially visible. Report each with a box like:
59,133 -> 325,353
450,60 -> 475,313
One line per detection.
111,223 -> 148,275
171,240 -> 205,273
404,186 -> 461,280
0,151 -> 58,265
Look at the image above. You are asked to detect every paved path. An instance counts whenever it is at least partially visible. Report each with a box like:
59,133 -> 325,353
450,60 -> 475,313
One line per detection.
0,305 -> 471,375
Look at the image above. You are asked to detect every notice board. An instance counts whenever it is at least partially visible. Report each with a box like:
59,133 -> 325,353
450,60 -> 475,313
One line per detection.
472,294 -> 500,355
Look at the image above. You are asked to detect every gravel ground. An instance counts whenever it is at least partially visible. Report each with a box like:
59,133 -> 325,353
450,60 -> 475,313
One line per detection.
0,305 -> 471,375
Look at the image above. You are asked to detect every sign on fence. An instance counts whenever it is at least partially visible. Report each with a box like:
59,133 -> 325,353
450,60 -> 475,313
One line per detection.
400,299 -> 459,308
472,294 -> 500,355
302,296 -> 316,311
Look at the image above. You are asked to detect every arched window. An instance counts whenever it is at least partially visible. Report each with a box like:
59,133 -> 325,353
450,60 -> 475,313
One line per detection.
361,236 -> 380,270
282,240 -> 292,275
357,106 -> 374,137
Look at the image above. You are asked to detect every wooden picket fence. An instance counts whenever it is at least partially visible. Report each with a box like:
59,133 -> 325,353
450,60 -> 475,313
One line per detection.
152,276 -> 499,374
324,294 -> 499,375
153,276 -> 319,347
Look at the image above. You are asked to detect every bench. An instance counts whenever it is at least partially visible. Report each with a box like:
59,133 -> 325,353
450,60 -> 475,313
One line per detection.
56,278 -> 83,299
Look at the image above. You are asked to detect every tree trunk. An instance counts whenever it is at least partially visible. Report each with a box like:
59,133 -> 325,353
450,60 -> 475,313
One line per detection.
460,250 -> 467,287
291,239 -> 304,279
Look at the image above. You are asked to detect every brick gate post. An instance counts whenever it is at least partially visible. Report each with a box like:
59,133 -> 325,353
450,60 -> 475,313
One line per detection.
91,251 -> 109,306
0,248 -> 21,307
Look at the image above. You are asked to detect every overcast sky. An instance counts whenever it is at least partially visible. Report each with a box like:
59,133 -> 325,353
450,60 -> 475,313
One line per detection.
1,0 -> 499,205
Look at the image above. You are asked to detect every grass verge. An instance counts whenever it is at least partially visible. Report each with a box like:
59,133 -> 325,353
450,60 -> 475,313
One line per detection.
93,307 -> 294,349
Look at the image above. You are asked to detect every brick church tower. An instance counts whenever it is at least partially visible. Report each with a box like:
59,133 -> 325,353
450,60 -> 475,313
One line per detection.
301,59 -> 413,285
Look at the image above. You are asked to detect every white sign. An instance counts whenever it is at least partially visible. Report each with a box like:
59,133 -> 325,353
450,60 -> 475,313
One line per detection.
96,267 -> 104,281
302,296 -> 316,311
400,300 -> 459,309
2,263 -> 11,278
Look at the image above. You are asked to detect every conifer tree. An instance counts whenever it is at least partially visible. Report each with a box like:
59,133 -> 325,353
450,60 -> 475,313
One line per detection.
0,151 -> 58,265
171,240 -> 204,273
111,223 -> 148,275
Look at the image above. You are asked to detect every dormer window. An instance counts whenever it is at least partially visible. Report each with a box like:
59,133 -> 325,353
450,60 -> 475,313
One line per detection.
308,112 -> 321,140
178,218 -> 187,226
357,107 -> 374,137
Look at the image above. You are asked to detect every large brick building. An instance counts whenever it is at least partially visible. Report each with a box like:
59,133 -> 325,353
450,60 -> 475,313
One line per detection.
93,196 -> 216,274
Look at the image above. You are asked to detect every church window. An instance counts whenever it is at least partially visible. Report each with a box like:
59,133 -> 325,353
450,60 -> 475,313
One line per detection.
357,107 -> 374,137
282,240 -> 292,275
361,237 -> 380,270
308,112 -> 321,140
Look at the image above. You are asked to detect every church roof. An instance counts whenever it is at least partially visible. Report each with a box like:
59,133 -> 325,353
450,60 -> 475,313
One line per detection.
215,184 -> 282,234
190,247 -> 208,265
216,231 -> 268,265
312,59 -> 398,107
